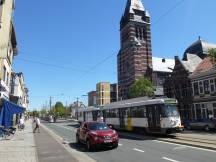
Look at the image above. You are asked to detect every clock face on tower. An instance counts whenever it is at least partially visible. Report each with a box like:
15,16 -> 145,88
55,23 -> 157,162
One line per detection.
135,3 -> 140,9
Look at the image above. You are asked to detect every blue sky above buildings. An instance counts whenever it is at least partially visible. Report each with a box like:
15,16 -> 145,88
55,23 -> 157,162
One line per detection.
13,0 -> 216,110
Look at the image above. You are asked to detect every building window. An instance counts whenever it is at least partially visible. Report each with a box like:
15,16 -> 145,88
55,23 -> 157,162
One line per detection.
215,78 -> 216,91
199,81 -> 204,94
195,104 -> 201,119
210,79 -> 215,93
6,72 -> 9,86
213,103 -> 216,118
193,82 -> 199,95
135,26 -> 145,40
0,0 -> 4,21
204,80 -> 210,94
201,104 -> 207,119
135,27 -> 139,38
142,28 -> 146,39
3,66 -> 6,82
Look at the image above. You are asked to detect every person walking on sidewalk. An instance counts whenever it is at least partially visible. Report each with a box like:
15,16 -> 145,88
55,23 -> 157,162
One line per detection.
33,117 -> 40,133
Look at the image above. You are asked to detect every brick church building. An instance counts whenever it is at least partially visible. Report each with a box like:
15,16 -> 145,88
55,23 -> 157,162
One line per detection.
118,0 -> 152,99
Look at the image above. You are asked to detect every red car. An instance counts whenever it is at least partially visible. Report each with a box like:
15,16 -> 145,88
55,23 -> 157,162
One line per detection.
76,121 -> 119,150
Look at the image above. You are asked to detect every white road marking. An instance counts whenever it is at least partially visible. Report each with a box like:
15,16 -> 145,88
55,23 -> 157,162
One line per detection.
133,148 -> 145,153
163,157 -> 180,162
153,140 -> 216,153
118,143 -> 123,146
173,146 -> 188,150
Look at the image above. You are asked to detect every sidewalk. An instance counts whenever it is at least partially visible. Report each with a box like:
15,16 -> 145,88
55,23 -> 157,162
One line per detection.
0,120 -> 38,162
33,123 -> 78,162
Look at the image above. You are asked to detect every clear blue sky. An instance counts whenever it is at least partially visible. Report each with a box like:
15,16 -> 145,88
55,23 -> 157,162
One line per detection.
13,0 -> 216,110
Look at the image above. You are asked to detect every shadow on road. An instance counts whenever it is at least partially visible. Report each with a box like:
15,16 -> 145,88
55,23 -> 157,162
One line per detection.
68,142 -> 117,153
67,123 -> 80,128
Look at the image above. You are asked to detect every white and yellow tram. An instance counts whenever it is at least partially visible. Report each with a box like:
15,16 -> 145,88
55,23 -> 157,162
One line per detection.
77,97 -> 184,134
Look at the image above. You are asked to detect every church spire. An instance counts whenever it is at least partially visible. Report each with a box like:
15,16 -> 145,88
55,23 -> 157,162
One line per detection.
124,0 -> 145,15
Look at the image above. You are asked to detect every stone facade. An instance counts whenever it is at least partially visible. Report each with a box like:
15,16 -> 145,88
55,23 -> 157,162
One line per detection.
118,0 -> 152,99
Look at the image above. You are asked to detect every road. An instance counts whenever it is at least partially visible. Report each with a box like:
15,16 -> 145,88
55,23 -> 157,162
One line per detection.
42,120 -> 216,162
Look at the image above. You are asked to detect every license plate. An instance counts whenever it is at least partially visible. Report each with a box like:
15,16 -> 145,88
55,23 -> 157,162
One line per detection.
104,139 -> 112,143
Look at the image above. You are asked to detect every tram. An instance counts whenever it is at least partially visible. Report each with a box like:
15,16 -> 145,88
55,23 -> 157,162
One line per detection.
77,97 -> 183,134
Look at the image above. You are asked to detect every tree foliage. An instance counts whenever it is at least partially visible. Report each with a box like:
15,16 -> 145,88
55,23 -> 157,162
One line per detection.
52,101 -> 66,117
129,77 -> 154,98
209,48 -> 216,64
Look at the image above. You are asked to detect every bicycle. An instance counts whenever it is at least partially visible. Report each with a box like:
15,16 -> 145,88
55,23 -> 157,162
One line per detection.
0,126 -> 16,140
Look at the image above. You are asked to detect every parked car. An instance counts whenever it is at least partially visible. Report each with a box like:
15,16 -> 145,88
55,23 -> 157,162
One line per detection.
76,121 -> 119,150
184,118 -> 216,131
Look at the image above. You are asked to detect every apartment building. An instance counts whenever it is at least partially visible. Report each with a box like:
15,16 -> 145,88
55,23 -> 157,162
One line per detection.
0,0 -> 17,100
10,72 -> 29,110
96,82 -> 111,106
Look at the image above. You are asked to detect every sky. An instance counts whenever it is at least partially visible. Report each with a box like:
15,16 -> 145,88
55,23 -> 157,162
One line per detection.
13,0 -> 216,110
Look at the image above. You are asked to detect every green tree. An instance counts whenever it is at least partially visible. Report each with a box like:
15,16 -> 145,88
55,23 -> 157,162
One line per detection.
129,77 -> 154,98
209,48 -> 216,64
53,101 -> 65,117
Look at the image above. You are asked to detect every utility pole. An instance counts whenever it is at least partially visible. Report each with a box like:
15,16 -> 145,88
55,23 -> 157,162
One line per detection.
76,98 -> 79,120
49,96 -> 52,111
45,100 -> 48,110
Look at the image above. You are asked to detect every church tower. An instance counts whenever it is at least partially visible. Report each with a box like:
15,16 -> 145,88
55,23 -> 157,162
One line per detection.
118,0 -> 152,99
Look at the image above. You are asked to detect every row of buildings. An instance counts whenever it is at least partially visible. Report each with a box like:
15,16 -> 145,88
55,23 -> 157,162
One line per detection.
88,82 -> 118,107
164,39 -> 216,121
0,0 -> 29,109
85,0 -> 216,122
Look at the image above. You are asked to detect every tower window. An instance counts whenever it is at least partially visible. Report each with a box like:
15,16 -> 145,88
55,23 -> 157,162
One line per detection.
135,26 -> 146,40
135,27 -> 139,38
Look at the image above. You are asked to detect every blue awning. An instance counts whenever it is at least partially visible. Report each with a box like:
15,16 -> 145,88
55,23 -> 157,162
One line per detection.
0,99 -> 25,128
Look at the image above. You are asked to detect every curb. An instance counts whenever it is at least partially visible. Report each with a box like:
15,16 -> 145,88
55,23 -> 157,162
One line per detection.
40,123 -> 97,162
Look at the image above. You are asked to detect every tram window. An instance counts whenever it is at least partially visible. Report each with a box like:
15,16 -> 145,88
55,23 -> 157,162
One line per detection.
109,109 -> 118,118
125,108 -> 131,118
130,106 -> 146,118
161,105 -> 179,117
131,107 -> 137,117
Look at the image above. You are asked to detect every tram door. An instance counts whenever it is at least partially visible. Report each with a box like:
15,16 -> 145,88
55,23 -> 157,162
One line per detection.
147,105 -> 161,132
119,108 -> 125,129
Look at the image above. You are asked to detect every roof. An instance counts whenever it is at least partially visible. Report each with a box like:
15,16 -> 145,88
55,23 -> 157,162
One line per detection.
103,97 -> 176,109
127,0 -> 145,14
183,39 -> 216,60
123,0 -> 148,17
191,57 -> 214,76
152,57 -> 175,73
181,54 -> 202,73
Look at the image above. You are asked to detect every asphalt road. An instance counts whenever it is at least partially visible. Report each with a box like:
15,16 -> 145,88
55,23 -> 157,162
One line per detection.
42,120 -> 216,162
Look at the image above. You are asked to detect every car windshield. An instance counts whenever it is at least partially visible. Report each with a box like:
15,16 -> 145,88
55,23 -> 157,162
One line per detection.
88,123 -> 110,130
161,104 -> 179,117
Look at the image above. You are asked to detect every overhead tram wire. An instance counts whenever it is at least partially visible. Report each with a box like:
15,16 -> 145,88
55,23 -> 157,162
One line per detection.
152,0 -> 186,26
16,57 -> 88,72
78,52 -> 116,79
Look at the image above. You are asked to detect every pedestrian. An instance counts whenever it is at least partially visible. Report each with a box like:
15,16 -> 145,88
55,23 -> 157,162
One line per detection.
33,117 -> 40,133
18,116 -> 25,130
